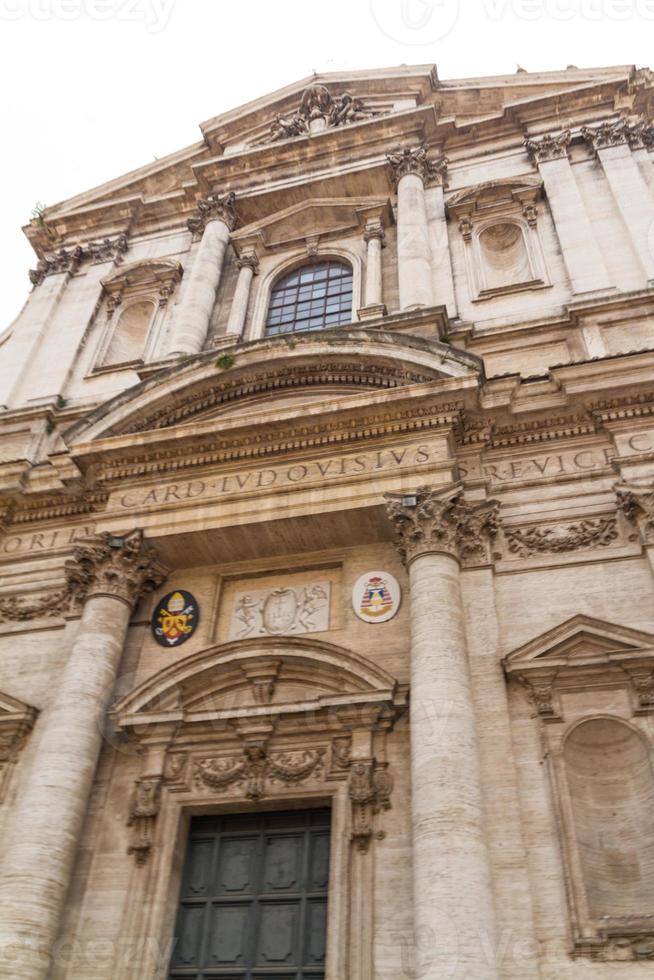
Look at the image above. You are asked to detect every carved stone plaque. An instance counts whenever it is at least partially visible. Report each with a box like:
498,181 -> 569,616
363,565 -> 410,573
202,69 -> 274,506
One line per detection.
229,582 -> 331,639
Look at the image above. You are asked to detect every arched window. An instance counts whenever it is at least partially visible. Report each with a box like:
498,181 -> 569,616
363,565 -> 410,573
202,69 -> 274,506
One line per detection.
102,300 -> 155,366
265,261 -> 353,336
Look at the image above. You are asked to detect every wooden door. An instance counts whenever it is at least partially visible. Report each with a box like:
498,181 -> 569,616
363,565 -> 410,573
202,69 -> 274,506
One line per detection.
169,808 -> 331,979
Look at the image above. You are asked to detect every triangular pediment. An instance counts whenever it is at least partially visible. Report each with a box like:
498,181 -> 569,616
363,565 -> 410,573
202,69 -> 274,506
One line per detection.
504,615 -> 654,673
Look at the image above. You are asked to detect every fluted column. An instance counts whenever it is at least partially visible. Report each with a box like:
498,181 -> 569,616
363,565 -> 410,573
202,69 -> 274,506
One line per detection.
385,485 -> 499,980
387,146 -> 446,311
0,530 -> 167,979
525,132 -> 612,296
582,120 -> 654,283
167,192 -> 238,356
225,248 -> 259,338
357,219 -> 386,320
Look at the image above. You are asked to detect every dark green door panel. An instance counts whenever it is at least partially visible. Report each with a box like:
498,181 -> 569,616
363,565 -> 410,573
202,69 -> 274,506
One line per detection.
169,809 -> 330,979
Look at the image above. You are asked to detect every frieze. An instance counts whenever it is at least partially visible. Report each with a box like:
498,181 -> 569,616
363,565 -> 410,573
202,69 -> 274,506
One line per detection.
0,525 -> 95,558
194,748 -> 325,800
114,439 -> 449,512
503,517 -> 619,558
230,582 -> 330,640
458,446 -> 616,485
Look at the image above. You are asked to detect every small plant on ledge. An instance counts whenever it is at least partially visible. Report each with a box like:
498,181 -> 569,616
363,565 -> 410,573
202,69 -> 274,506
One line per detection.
216,352 -> 235,370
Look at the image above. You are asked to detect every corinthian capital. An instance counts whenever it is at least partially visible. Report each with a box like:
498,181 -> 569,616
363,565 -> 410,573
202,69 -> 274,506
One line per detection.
65,529 -> 168,607
581,119 -> 637,153
386,144 -> 448,190
385,485 -> 500,567
187,191 -> 239,237
524,131 -> 571,164
616,482 -> 654,545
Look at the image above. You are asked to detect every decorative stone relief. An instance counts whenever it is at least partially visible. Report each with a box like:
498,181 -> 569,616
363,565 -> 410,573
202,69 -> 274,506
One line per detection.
187,191 -> 239,237
616,482 -> 654,545
194,748 -> 325,801
524,130 -> 571,163
127,776 -> 162,865
65,529 -> 167,608
263,84 -> 381,142
503,517 -> 618,558
29,233 -> 129,285
385,485 -> 499,566
581,118 -> 654,153
229,582 -> 330,639
348,759 -> 394,852
386,144 -> 448,189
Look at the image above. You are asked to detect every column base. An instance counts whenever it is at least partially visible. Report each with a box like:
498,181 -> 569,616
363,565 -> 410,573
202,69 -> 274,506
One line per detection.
357,304 -> 387,321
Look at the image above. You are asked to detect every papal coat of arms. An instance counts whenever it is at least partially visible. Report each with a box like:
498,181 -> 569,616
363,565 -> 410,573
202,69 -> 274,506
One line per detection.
352,571 -> 401,624
151,590 -> 199,647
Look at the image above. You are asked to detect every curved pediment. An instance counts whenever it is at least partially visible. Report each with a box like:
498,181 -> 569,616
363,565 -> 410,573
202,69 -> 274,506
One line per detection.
65,328 -> 483,444
112,636 -> 401,730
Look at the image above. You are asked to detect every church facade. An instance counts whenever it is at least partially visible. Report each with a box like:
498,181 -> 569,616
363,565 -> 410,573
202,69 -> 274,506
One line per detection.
1,63 -> 654,980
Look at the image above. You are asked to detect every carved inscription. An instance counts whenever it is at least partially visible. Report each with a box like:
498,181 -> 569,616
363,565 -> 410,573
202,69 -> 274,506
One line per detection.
115,440 -> 447,510
458,447 -> 615,485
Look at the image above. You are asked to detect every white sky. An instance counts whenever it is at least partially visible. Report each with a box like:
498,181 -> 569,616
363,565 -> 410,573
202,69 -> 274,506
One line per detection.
0,0 -> 651,327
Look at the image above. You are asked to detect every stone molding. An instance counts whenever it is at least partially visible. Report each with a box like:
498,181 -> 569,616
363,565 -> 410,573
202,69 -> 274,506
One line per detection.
615,481 -> 654,545
524,130 -> 572,163
127,775 -> 162,865
263,84 -> 381,143
386,144 -> 448,189
187,191 -> 239,237
385,484 -> 500,566
65,528 -> 168,608
29,234 -> 128,286
581,118 -> 654,153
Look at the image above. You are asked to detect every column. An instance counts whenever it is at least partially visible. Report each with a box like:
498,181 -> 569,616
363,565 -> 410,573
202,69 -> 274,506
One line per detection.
525,132 -> 612,295
357,219 -> 386,320
385,485 -> 499,980
582,120 -> 654,283
0,530 -> 167,980
387,146 -> 446,311
225,248 -> 259,338
167,192 -> 238,356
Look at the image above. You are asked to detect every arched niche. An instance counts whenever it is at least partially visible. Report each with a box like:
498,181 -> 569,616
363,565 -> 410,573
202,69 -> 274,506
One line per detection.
563,717 -> 654,920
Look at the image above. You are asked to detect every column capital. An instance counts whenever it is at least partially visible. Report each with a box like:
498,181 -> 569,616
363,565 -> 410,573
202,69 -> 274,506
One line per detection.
65,529 -> 168,608
386,144 -> 448,190
524,130 -> 571,164
187,191 -> 239,237
235,248 -> 260,274
581,118 -> 654,154
385,484 -> 500,567
616,481 -> 654,546
363,219 -> 386,246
